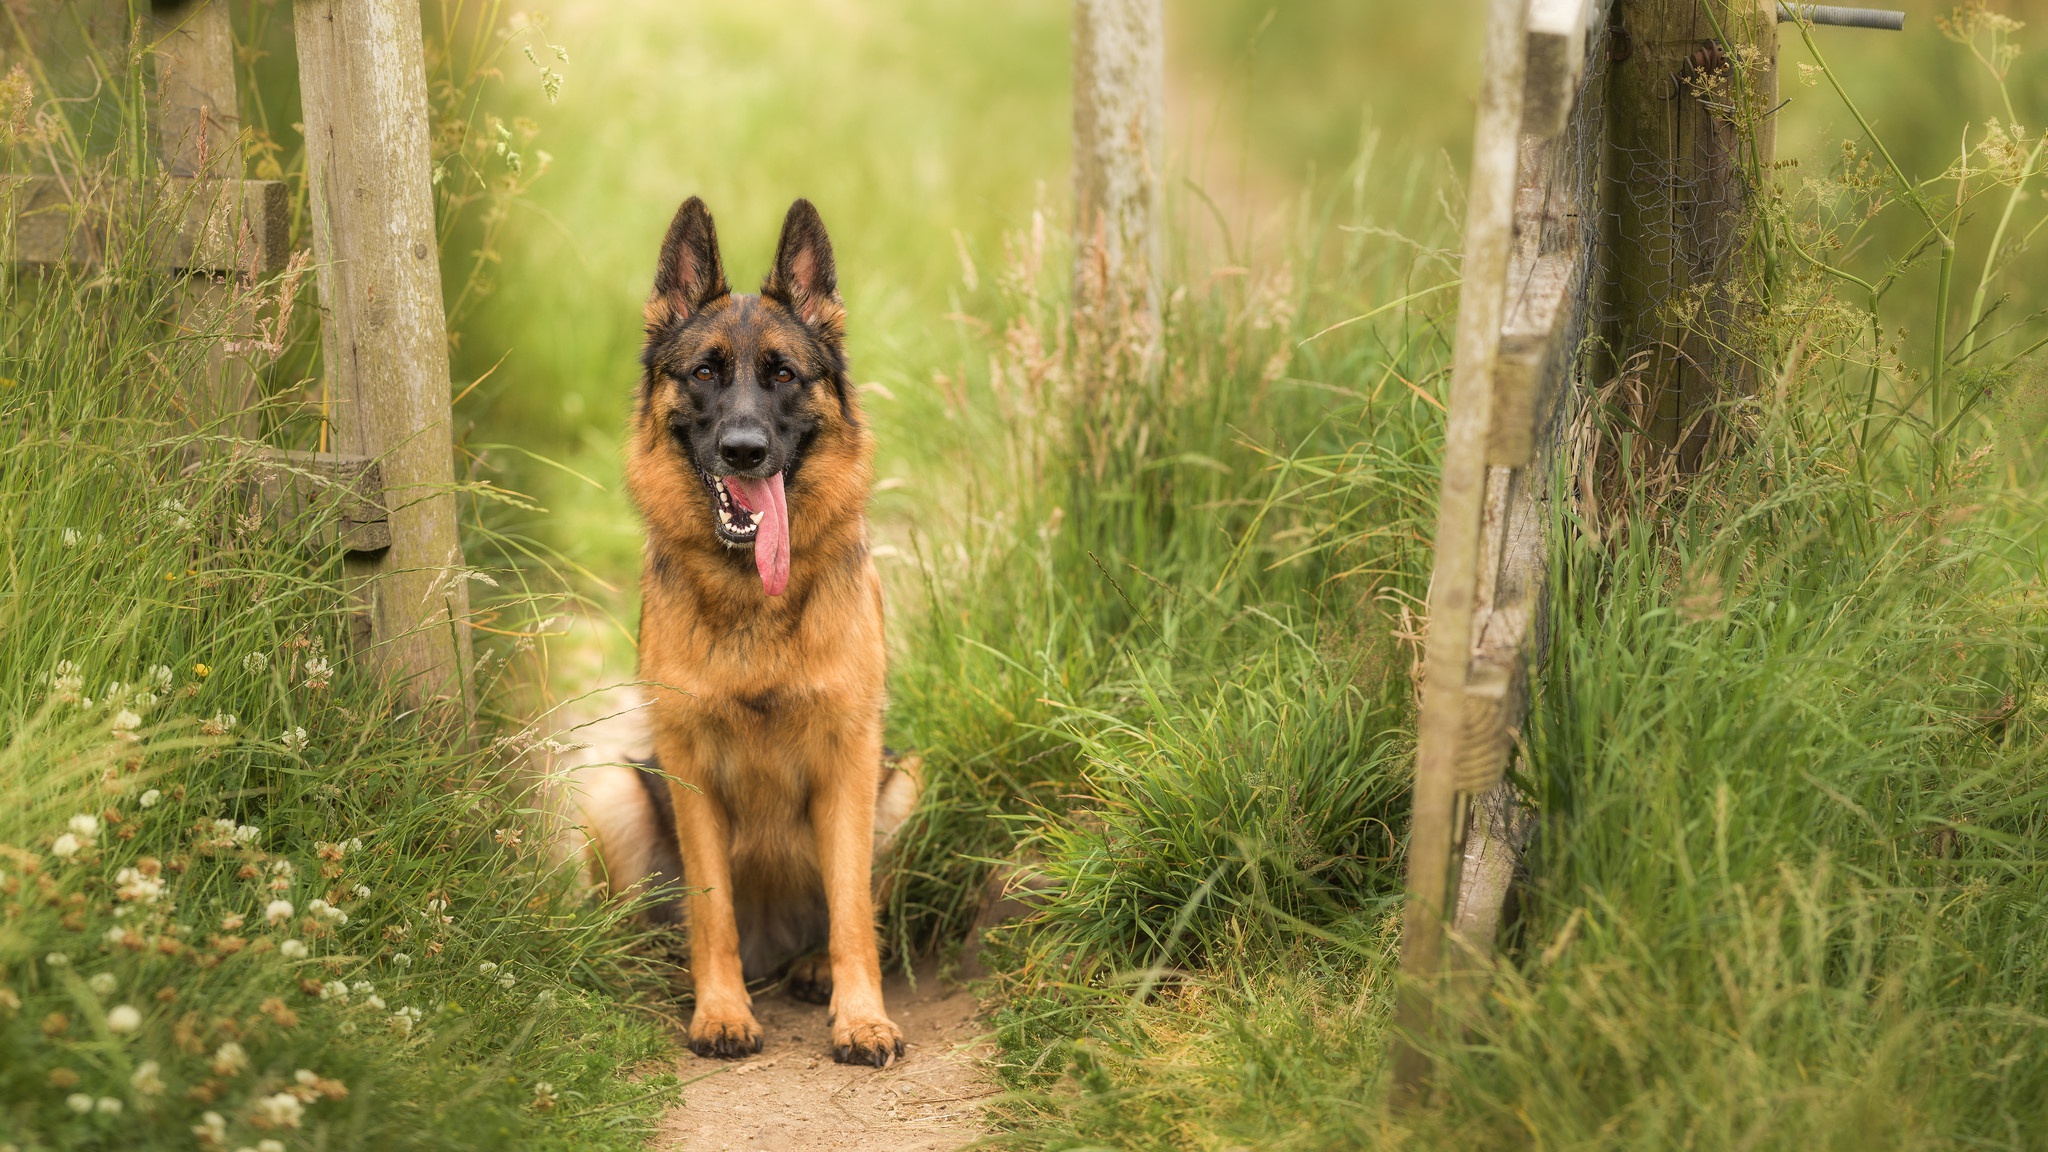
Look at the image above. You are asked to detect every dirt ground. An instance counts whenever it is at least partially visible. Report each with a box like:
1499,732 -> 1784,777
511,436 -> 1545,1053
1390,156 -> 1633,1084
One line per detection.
654,969 -> 994,1152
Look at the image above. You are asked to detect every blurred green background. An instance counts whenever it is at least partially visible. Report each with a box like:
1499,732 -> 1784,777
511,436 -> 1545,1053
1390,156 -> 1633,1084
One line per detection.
457,0 -> 2047,662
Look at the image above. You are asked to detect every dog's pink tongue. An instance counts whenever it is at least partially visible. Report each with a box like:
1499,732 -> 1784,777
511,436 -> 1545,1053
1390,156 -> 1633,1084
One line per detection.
725,473 -> 789,596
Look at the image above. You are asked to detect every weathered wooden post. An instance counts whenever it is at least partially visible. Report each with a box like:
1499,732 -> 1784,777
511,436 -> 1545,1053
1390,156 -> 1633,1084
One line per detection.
1389,0 -> 1529,1102
1071,0 -> 1163,366
294,0 -> 473,708
1604,0 -> 1778,470
154,0 -> 272,439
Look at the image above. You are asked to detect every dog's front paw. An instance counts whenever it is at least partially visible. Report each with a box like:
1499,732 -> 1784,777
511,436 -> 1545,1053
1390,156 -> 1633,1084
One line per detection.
689,1006 -> 763,1059
831,1014 -> 904,1068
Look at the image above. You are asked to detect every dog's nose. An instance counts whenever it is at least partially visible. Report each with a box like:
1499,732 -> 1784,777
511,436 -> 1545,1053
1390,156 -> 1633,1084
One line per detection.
718,428 -> 769,473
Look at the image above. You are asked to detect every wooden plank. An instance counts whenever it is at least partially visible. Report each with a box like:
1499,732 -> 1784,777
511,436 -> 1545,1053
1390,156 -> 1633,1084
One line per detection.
1452,780 -> 1534,955
294,0 -> 473,706
1522,0 -> 1590,138
1489,247 -> 1577,466
247,450 -> 393,555
1,175 -> 288,273
1460,459 -> 1550,791
1390,0 -> 1530,1103
154,0 -> 271,445
154,0 -> 241,180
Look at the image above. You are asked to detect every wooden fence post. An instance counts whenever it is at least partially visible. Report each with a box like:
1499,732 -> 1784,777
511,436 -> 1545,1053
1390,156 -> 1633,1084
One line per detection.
153,0 -> 262,440
293,0 -> 473,709
1071,0 -> 1163,361
1604,0 -> 1777,470
1389,0 -> 1528,1103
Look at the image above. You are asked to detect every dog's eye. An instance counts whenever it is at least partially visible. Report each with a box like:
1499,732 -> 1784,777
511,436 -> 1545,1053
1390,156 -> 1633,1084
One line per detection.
692,366 -> 715,382
773,367 -> 795,385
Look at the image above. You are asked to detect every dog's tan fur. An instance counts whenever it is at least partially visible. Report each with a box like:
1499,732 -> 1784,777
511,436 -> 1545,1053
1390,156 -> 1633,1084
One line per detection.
625,197 -> 902,1065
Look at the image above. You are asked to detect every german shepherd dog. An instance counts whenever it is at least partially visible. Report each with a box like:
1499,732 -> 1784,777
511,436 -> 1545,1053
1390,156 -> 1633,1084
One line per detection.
625,196 -> 902,1066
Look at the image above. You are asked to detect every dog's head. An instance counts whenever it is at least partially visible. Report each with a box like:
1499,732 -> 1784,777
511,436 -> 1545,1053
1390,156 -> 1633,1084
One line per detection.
633,197 -> 863,596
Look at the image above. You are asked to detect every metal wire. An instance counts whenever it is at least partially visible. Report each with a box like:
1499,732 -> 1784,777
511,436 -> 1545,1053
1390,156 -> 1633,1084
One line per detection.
1778,3 -> 1906,31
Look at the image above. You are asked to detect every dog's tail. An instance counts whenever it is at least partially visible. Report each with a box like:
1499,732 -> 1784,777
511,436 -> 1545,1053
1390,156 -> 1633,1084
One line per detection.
567,757 -> 687,923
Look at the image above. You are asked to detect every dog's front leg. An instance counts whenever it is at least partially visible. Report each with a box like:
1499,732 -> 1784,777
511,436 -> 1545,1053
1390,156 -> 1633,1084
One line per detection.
661,738 -> 761,1058
810,728 -> 904,1066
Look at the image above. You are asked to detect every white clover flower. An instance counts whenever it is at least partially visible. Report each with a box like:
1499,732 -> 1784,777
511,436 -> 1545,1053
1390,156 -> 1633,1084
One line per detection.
390,1005 -> 423,1035
44,952 -> 70,967
391,953 -> 412,968
320,980 -> 348,1002
130,689 -> 158,711
103,680 -> 125,702
147,664 -> 173,690
193,1111 -> 228,1143
62,527 -> 81,547
535,989 -> 556,1006
110,709 -> 141,738
242,652 -> 269,675
303,655 -> 332,686
280,939 -> 308,959
212,1041 -> 249,1076
306,899 -> 347,925
265,899 -> 294,926
94,1096 -> 122,1115
253,1092 -> 304,1129
477,961 -> 497,974
50,660 -> 84,701
270,859 -> 295,878
115,867 -> 164,903
106,1004 -> 141,1034
131,1059 -> 165,1095
67,814 -> 100,840
201,712 -> 239,737
498,973 -> 517,989
232,824 -> 259,844
104,926 -> 128,946
280,727 -> 308,752
139,789 -> 162,808
213,818 -> 237,836
50,834 -> 80,860
343,837 -> 363,854
87,973 -> 117,996
258,1141 -> 286,1152
365,994 -> 386,1011
351,981 -> 375,995
353,884 -> 371,899
65,1093 -> 92,1114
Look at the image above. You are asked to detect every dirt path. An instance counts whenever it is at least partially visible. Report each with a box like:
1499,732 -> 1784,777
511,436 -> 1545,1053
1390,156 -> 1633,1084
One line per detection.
655,969 -> 993,1152
537,624 -> 994,1152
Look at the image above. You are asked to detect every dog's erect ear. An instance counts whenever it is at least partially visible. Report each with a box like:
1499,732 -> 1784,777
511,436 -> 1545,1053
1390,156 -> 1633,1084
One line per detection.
761,199 -> 844,343
647,196 -> 729,329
